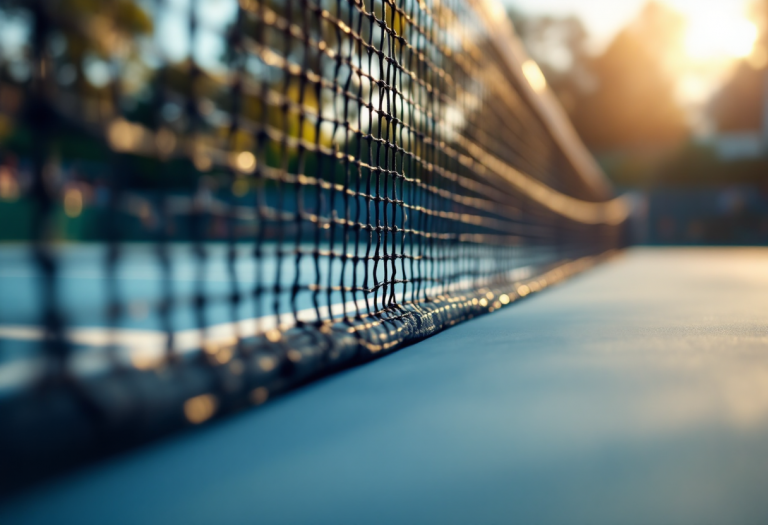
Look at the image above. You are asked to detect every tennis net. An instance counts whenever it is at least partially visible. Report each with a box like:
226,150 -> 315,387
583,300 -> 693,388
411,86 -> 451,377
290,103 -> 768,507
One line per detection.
0,0 -> 628,484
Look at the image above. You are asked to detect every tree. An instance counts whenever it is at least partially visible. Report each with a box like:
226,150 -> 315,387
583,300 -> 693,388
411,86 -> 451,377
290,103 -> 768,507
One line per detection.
570,2 -> 688,151
710,63 -> 764,133
509,2 -> 688,152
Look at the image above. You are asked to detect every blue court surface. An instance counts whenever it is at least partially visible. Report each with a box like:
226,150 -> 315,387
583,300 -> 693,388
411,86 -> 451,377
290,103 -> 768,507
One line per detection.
0,242 -> 548,394
3,248 -> 768,524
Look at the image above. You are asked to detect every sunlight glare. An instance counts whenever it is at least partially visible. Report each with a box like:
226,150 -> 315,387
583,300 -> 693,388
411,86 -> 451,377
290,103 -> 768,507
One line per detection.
684,12 -> 758,60
522,60 -> 547,93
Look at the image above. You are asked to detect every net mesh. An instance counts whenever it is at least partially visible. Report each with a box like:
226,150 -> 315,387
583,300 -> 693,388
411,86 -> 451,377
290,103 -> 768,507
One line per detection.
0,0 -> 627,482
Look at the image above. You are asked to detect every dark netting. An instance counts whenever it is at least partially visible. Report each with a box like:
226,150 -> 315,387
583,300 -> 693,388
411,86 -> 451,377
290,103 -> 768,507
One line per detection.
0,0 -> 627,485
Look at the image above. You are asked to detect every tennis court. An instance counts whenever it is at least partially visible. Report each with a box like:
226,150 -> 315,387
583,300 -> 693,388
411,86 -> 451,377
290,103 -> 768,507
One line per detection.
4,248 -> 768,524
2,0 -> 762,522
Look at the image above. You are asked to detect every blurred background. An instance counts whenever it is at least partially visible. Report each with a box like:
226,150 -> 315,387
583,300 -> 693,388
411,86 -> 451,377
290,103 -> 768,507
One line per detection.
1,0 -> 767,245
509,0 -> 768,245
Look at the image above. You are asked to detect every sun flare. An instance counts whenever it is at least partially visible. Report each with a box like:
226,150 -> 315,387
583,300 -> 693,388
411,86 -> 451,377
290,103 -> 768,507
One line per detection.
682,9 -> 758,60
